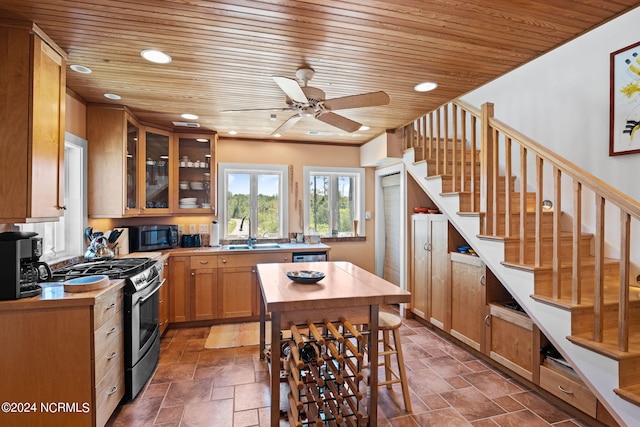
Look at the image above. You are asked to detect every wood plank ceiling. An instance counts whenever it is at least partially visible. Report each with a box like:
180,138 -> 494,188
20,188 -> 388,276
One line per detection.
1,1 -> 637,145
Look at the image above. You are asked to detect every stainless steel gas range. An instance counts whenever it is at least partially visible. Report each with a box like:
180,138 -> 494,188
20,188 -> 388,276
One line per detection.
51,257 -> 164,401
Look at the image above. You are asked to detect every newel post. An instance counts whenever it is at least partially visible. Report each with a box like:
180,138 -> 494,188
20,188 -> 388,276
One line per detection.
480,103 -> 495,234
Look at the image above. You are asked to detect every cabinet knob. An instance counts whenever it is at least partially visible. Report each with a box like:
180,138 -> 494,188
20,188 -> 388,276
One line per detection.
222,259 -> 227,263
191,272 -> 195,276
283,257 -> 288,261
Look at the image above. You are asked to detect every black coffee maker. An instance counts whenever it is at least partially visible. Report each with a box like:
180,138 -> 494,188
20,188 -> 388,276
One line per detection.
0,231 -> 52,300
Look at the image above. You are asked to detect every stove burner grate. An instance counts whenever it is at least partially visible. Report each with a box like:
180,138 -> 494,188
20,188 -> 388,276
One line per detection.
51,258 -> 153,280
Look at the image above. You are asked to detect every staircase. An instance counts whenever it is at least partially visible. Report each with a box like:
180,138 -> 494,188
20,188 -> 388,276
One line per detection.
401,100 -> 640,426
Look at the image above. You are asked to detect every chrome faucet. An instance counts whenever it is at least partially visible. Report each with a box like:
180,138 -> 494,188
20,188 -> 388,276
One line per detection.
240,215 -> 256,248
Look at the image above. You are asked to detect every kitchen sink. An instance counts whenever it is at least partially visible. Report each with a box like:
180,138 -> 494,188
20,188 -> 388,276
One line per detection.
226,243 -> 281,250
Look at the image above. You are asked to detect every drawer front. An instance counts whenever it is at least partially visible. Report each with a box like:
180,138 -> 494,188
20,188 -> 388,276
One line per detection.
95,357 -> 125,427
94,327 -> 124,384
218,252 -> 291,268
190,255 -> 218,269
539,365 -> 597,417
94,290 -> 122,330
94,310 -> 122,357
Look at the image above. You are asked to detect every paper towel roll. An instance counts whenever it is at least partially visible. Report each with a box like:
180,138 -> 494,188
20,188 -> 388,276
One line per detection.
210,221 -> 220,247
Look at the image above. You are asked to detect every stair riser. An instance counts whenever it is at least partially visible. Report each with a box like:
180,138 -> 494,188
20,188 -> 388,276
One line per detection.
504,234 -> 592,265
483,211 -> 555,238
571,301 -> 640,336
533,265 -> 620,300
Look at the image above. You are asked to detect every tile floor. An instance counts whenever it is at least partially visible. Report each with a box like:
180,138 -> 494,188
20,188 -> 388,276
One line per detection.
107,307 -> 590,427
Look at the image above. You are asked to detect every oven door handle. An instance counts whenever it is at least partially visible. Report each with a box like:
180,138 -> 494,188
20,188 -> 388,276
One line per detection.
137,278 -> 166,305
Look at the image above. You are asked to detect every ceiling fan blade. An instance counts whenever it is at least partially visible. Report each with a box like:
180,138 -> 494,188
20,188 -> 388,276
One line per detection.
220,107 -> 293,113
271,114 -> 302,136
324,91 -> 390,111
316,112 -> 362,133
272,76 -> 308,103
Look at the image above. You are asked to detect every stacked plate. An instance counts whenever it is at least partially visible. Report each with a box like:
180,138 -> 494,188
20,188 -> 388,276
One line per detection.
179,197 -> 198,209
190,181 -> 204,190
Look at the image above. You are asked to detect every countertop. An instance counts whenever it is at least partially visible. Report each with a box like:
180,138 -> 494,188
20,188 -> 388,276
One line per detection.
157,242 -> 330,256
0,279 -> 125,311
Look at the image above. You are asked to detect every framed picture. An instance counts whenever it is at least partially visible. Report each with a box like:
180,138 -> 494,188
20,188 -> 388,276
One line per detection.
610,41 -> 640,156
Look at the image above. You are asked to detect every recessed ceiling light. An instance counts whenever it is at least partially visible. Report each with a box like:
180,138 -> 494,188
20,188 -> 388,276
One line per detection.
196,138 -> 209,142
228,131 -> 237,135
104,93 -> 121,100
359,125 -> 370,131
273,133 -> 282,137
70,64 -> 92,74
181,113 -> 198,120
140,49 -> 172,64
414,81 -> 438,92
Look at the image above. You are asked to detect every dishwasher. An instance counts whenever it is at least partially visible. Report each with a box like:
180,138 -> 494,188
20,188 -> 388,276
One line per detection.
292,252 -> 327,262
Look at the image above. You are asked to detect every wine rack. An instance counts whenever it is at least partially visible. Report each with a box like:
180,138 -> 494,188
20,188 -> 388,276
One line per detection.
283,318 -> 369,426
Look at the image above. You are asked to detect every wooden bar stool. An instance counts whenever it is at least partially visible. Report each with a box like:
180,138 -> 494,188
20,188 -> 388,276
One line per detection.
377,311 -> 412,412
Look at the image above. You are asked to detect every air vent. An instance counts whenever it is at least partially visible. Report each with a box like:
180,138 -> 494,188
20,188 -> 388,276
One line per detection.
172,121 -> 201,128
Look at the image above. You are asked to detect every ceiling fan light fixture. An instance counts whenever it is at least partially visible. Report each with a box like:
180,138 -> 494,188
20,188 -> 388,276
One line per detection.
140,49 -> 172,64
70,64 -> 92,74
414,81 -> 438,92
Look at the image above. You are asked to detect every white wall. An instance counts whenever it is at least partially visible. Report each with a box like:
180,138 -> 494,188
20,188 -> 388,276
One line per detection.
461,6 -> 639,201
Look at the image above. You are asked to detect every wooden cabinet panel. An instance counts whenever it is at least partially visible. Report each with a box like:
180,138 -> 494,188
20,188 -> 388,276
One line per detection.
410,215 -> 430,319
190,255 -> 218,269
540,364 -> 597,417
170,256 -> 191,322
487,303 -> 535,381
218,266 -> 255,318
0,21 -> 66,222
449,253 -> 484,351
174,133 -> 217,214
158,256 -> 170,334
428,215 -> 450,331
191,268 -> 218,320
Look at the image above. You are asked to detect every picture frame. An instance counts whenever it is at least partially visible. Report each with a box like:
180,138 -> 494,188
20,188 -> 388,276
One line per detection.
610,41 -> 640,156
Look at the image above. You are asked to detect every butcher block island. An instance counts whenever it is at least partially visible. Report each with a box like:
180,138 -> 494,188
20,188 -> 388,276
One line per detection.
257,261 -> 411,426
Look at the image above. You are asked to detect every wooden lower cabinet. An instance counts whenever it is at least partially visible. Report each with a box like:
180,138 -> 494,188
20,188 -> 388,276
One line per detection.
540,363 -> 597,417
218,266 -> 255,318
169,256 -> 191,322
449,253 -> 486,352
158,255 -> 170,334
0,284 -> 124,427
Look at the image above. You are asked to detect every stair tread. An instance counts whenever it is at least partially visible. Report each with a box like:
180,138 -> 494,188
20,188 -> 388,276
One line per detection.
502,256 -> 620,271
530,292 -> 638,310
615,385 -> 640,406
567,333 -> 640,360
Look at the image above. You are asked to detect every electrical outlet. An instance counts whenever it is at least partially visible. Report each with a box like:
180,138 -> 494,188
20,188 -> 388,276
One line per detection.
199,223 -> 209,234
189,224 -> 196,234
178,224 -> 184,235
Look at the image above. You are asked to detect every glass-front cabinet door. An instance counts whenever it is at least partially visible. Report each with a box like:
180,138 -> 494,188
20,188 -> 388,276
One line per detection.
125,117 -> 140,215
175,133 -> 216,214
141,127 -> 172,215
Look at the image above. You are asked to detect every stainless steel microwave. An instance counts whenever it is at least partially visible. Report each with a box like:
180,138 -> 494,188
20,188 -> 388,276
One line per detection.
126,225 -> 178,252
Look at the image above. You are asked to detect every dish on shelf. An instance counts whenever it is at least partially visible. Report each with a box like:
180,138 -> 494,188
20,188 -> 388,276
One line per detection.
190,181 -> 204,190
413,207 -> 428,213
180,197 -> 197,204
179,182 -> 189,190
286,270 -> 325,284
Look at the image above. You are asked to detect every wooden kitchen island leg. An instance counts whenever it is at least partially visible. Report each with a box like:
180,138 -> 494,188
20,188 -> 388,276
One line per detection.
368,304 -> 379,426
269,311 -> 282,426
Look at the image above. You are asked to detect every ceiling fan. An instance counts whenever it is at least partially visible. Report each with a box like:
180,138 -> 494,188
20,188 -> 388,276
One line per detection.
222,67 -> 390,135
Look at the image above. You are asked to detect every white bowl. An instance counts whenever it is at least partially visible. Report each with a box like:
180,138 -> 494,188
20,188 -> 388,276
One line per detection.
179,183 -> 189,190
190,182 -> 204,190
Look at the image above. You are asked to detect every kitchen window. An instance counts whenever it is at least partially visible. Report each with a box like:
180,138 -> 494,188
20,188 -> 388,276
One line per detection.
20,134 -> 87,262
304,166 -> 365,237
218,163 -> 288,240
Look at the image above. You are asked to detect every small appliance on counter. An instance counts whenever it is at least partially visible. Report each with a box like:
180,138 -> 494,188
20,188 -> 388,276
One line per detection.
180,234 -> 201,248
0,231 -> 52,300
125,225 -> 178,252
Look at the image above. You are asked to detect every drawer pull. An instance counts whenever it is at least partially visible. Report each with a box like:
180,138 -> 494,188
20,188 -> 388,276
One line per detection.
199,260 -> 209,265
558,385 -> 574,395
107,351 -> 118,360
106,302 -> 116,310
483,314 -> 491,326
106,327 -> 117,336
107,386 -> 118,395
480,275 -> 486,286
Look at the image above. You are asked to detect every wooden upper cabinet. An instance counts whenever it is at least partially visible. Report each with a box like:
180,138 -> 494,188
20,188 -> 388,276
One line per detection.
87,105 -> 142,218
174,132 -> 217,214
140,127 -> 173,215
0,20 -> 66,222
